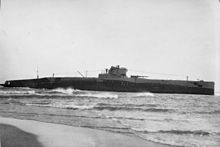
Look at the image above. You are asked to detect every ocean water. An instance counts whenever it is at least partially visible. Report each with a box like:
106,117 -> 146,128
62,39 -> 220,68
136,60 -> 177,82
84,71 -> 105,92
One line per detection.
0,87 -> 219,147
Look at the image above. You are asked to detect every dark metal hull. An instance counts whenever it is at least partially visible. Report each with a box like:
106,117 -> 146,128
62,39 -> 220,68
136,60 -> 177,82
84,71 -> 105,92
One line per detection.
1,77 -> 214,95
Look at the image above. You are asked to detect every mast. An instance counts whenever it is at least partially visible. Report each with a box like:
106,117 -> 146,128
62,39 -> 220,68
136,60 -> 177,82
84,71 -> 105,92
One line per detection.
37,67 -> 39,79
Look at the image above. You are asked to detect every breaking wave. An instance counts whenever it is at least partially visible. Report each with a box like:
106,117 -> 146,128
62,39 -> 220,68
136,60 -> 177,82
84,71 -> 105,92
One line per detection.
77,93 -> 118,99
50,88 -> 81,95
25,102 -> 173,113
0,87 -> 157,100
133,92 -> 154,97
41,88 -> 118,99
0,89 -> 35,95
49,88 -> 118,99
0,87 -> 118,99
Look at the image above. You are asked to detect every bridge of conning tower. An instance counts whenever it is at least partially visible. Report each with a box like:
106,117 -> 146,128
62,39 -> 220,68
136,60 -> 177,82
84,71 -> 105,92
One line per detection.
98,65 -> 128,78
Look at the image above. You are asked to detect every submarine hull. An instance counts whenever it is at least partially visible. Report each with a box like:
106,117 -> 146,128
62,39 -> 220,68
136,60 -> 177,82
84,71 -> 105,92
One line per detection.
2,77 -> 214,95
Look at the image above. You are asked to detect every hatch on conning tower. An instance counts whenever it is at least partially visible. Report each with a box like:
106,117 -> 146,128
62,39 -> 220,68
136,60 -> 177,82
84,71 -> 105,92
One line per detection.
98,65 -> 128,78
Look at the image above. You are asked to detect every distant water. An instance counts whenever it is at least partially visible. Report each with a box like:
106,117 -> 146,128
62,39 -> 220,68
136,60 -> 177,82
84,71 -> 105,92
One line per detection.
0,87 -> 219,147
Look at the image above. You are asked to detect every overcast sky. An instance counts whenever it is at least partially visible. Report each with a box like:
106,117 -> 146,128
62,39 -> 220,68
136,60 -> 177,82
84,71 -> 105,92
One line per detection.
0,0 -> 219,92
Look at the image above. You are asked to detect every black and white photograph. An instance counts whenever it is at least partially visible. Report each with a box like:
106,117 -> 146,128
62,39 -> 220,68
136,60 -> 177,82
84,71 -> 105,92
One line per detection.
0,0 -> 220,146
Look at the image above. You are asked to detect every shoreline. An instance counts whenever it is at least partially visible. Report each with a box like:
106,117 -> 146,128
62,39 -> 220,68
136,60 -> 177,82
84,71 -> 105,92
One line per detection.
0,116 -> 172,147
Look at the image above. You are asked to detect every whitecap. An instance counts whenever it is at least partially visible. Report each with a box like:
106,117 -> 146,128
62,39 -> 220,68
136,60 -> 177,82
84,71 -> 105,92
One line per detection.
0,89 -> 35,95
134,92 -> 154,97
77,92 -> 118,99
50,88 -> 80,95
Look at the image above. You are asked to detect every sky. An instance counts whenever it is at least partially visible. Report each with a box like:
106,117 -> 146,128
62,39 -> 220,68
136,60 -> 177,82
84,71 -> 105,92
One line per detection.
0,0 -> 219,92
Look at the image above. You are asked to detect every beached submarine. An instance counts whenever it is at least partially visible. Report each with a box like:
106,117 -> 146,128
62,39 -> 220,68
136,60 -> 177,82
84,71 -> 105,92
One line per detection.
1,65 -> 214,95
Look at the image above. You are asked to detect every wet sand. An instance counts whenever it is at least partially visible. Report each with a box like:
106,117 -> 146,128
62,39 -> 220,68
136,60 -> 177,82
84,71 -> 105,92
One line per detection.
0,116 -> 171,147
0,124 -> 43,147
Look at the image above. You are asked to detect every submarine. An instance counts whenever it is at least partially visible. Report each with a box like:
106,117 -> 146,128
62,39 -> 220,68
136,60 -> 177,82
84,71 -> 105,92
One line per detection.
0,65 -> 215,95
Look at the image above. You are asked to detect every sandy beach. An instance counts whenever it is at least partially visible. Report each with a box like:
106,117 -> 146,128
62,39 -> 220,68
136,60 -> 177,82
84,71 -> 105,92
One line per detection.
0,116 -> 171,147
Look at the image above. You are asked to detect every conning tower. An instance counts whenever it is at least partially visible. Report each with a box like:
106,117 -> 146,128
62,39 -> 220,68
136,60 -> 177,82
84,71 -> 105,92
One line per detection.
98,65 -> 128,79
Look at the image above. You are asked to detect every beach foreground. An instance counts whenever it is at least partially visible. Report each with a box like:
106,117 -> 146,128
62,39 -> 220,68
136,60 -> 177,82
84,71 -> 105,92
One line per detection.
0,117 -> 170,147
